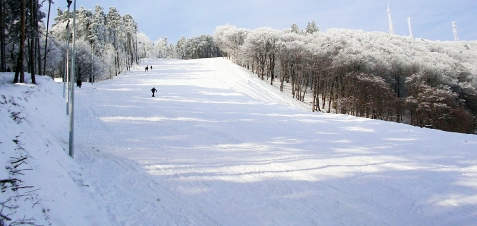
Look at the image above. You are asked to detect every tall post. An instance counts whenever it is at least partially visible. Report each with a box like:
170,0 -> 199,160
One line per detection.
65,19 -> 71,111
453,22 -> 459,41
135,32 -> 138,68
387,3 -> 394,35
91,41 -> 94,84
408,17 -> 413,38
68,0 -> 76,158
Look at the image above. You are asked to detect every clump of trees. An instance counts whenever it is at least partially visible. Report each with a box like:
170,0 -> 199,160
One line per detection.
50,5 -> 138,81
213,24 -> 477,134
147,35 -> 222,60
1,2 -> 140,83
175,35 -> 222,60
2,1 -> 223,84
1,0 -> 47,83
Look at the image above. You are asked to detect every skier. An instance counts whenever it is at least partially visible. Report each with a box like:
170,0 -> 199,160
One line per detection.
145,66 -> 149,71
151,87 -> 157,97
150,65 -> 152,70
76,78 -> 82,88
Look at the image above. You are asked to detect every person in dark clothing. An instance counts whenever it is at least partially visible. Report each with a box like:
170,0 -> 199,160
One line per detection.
150,65 -> 152,70
76,78 -> 82,88
145,66 -> 149,71
151,87 -> 157,97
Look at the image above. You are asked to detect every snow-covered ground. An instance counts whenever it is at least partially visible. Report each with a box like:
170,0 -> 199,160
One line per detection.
1,58 -> 477,225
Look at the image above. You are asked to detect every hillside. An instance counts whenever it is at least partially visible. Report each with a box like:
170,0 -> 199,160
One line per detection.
214,26 -> 477,133
1,58 -> 477,225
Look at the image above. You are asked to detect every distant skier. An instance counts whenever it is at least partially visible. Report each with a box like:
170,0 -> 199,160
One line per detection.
145,66 -> 149,71
151,87 -> 157,97
150,65 -> 152,70
76,78 -> 82,88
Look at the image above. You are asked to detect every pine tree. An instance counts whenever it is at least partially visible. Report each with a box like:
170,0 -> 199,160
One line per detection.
291,23 -> 300,34
90,5 -> 107,56
76,7 -> 93,40
123,14 -> 137,66
305,21 -> 319,34
176,36 -> 186,59
106,7 -> 124,75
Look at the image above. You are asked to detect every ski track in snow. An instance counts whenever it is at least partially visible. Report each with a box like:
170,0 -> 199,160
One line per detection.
73,58 -> 477,226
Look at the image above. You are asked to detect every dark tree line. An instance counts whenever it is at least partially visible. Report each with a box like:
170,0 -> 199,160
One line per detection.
1,0 -> 46,84
1,2 -> 139,84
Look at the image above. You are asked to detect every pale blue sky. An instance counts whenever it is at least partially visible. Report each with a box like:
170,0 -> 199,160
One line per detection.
48,0 -> 477,43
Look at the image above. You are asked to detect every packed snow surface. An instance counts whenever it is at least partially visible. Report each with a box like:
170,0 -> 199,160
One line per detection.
1,58 -> 477,225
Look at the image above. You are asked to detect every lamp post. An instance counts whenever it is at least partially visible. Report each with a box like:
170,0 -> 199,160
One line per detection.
64,21 -> 70,102
89,37 -> 94,84
138,41 -> 142,65
91,42 -> 94,83
135,32 -> 138,68
68,0 -> 76,158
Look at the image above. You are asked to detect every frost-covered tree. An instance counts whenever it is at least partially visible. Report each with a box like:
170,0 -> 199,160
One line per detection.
106,7 -> 124,75
42,36 -> 63,78
167,43 -> 176,58
240,27 -> 280,82
214,24 -> 477,133
90,5 -> 107,55
176,36 -> 186,59
182,35 -> 221,60
305,21 -> 319,34
154,37 -> 168,58
76,7 -> 93,40
290,23 -> 300,34
136,31 -> 152,59
71,40 -> 98,82
49,5 -> 138,81
123,14 -> 137,65
213,24 -> 249,60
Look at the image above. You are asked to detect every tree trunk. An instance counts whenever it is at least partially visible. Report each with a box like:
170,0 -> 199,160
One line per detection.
0,0 -> 5,72
43,0 -> 52,75
34,0 -> 41,79
36,33 -> 41,77
14,0 -> 26,83
29,0 -> 36,84
269,53 -> 275,85
29,39 -> 34,79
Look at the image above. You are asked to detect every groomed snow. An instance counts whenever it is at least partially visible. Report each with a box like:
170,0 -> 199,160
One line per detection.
1,58 -> 477,225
